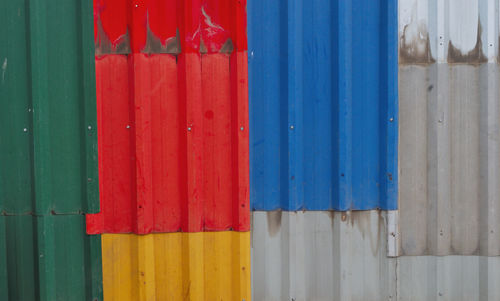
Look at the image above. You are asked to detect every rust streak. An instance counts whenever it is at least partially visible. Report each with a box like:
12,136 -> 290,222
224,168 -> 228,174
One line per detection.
447,21 -> 487,65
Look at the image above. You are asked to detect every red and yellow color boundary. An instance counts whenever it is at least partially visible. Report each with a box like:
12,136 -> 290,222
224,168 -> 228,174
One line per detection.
87,1 -> 251,299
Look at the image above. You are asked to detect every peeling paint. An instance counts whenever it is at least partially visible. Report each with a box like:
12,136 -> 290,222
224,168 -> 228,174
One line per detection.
447,21 -> 487,65
201,6 -> 224,36
143,26 -> 181,54
94,17 -> 130,55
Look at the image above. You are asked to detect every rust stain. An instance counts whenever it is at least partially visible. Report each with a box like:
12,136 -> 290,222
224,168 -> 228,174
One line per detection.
266,210 -> 282,237
447,21 -> 487,65
399,21 -> 435,65
95,17 -> 130,56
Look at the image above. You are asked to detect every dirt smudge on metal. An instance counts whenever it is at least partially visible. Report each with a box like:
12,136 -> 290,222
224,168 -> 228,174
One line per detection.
341,210 -> 383,256
266,210 -> 282,237
2,58 -> 7,83
448,21 -> 487,65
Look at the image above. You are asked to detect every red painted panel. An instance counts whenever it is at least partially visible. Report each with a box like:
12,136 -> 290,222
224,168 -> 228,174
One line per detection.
86,52 -> 249,234
94,0 -> 247,54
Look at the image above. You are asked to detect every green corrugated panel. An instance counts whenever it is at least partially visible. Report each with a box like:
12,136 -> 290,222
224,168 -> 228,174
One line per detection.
0,0 -> 99,215
0,0 -> 102,299
0,216 -> 102,301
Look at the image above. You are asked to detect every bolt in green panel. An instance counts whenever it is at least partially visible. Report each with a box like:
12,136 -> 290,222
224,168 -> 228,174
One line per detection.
0,0 -> 99,214
0,215 -> 102,301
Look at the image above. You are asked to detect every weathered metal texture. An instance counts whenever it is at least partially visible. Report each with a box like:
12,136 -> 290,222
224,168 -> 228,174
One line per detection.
0,215 -> 102,301
93,0 -> 247,54
87,0 -> 249,234
252,211 -> 396,301
0,0 -> 99,215
248,0 -> 398,211
251,211 -> 500,301
101,231 -> 250,301
399,0 -> 500,255
398,256 -> 500,301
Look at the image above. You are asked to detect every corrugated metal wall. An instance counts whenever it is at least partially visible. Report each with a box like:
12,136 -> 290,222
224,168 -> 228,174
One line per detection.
248,0 -> 398,211
89,0 -> 250,299
87,0 -> 249,234
0,0 -> 102,300
399,0 -> 500,256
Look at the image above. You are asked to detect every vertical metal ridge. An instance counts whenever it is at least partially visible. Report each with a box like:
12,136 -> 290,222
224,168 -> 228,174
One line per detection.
380,0 -> 399,210
336,0 -> 353,210
80,0 -> 99,214
27,0 -> 51,215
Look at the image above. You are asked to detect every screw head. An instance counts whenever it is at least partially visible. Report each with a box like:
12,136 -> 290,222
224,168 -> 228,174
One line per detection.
88,126 -> 92,130
240,126 -> 244,131
389,117 -> 394,122
290,125 -> 294,130
187,127 -> 192,131
23,128 -> 27,132
126,125 -> 131,129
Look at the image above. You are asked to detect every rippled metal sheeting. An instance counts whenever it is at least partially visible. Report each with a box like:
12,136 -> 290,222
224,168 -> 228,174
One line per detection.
251,211 -> 500,301
399,0 -> 500,256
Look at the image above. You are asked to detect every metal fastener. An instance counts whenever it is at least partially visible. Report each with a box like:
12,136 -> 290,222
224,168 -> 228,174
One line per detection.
187,127 -> 192,131
389,117 -> 394,122
240,127 -> 244,131
23,128 -> 27,132
290,125 -> 294,130
126,125 -> 131,129
88,125 -> 92,130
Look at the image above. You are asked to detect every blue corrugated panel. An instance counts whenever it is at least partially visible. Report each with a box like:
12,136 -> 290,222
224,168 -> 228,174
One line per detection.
248,0 -> 398,211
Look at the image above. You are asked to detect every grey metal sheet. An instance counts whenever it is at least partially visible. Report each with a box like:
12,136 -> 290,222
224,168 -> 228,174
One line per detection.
251,211 -> 397,301
251,211 -> 500,301
399,0 -> 500,255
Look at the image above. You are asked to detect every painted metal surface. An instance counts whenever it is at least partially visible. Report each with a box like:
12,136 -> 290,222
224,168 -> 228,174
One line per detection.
399,0 -> 500,255
252,211 -> 396,301
101,232 -> 250,301
0,0 -> 99,215
87,0 -> 249,234
0,1 -> 102,300
93,0 -> 247,54
0,216 -> 102,301
248,0 -> 398,211
251,211 -> 500,301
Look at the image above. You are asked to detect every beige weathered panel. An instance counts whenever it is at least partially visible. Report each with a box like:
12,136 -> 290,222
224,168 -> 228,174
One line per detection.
399,0 -> 500,256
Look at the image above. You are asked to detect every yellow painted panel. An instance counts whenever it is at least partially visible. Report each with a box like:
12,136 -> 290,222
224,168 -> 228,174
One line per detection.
102,231 -> 251,301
